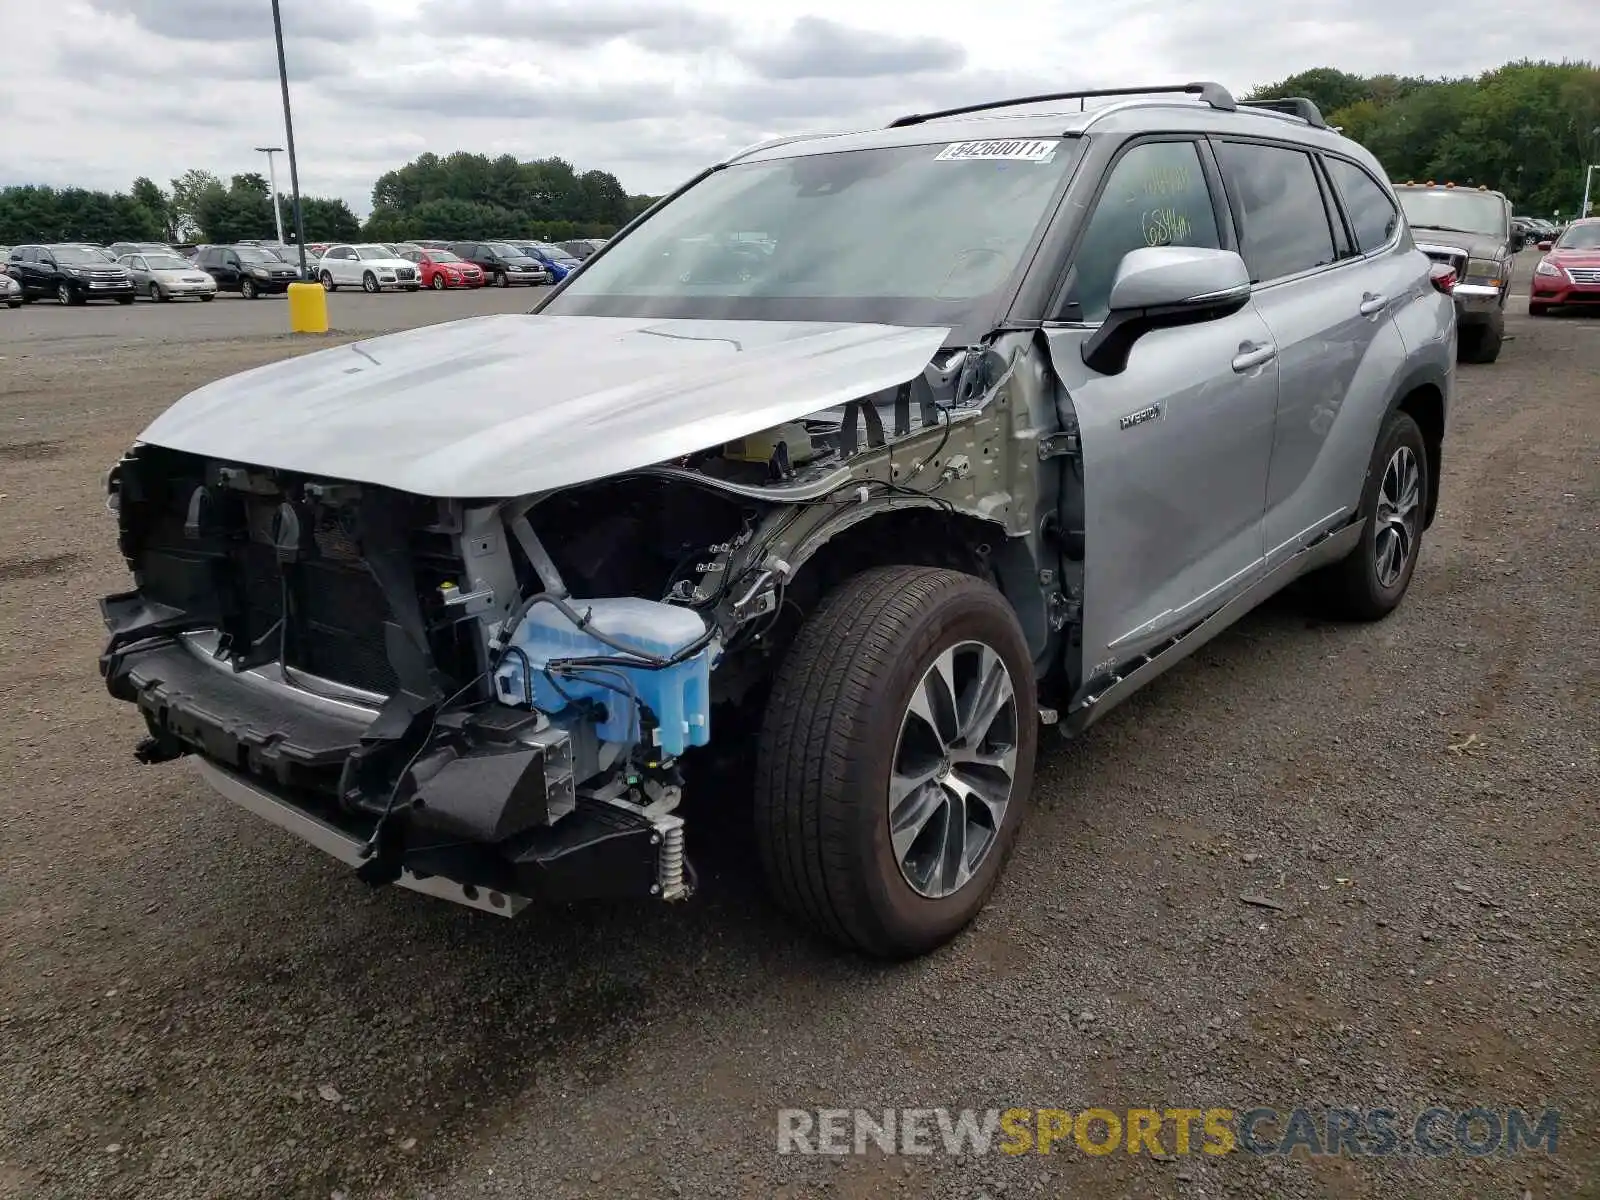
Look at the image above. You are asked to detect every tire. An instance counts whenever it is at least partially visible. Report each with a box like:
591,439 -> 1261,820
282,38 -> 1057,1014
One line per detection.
200,294 -> 214,302
150,283 -> 165,302
57,282 -> 80,306
320,270 -> 336,292
1529,302 -> 1551,317
431,274 -> 446,290
1458,312 -> 1503,363
116,295 -> 134,305
1310,410 -> 1429,622
495,270 -> 509,288
754,566 -> 1037,958
362,271 -> 379,294
5,299 -> 19,309
241,278 -> 258,300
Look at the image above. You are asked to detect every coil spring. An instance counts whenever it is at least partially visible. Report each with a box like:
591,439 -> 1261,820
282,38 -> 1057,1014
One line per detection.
658,823 -> 686,900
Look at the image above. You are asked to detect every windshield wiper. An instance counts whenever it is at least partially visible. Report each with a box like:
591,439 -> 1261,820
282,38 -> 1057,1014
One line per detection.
1411,223 -> 1491,237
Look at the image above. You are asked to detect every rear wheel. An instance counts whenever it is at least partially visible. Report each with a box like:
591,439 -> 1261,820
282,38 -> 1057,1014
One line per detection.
1458,312 -> 1504,363
1309,410 -> 1429,621
754,566 -> 1036,958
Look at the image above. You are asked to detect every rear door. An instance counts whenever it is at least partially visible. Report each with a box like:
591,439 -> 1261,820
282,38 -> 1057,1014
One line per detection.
1042,137 -> 1280,682
1212,140 -> 1410,568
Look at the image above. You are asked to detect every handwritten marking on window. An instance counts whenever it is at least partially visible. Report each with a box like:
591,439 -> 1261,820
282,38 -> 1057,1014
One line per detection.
1142,207 -> 1193,246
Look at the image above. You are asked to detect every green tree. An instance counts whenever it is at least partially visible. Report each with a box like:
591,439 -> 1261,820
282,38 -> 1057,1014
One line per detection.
130,177 -> 173,241
169,168 -> 224,239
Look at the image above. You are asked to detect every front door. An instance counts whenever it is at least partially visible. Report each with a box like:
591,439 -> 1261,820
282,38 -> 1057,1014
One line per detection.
1042,137 -> 1280,685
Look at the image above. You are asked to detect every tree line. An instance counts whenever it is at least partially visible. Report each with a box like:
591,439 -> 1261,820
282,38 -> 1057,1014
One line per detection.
7,58 -> 1592,247
0,154 -> 653,247
1247,60 -> 1600,218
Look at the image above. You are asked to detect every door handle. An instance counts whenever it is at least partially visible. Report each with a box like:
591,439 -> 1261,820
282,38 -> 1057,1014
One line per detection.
1231,341 -> 1277,373
1359,292 -> 1389,316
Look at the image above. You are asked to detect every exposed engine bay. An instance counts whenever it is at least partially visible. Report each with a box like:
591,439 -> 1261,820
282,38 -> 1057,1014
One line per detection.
97,338 -> 1054,915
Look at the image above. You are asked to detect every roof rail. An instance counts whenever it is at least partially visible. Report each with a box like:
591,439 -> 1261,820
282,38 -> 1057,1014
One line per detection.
886,81 -> 1237,129
1238,96 -> 1327,128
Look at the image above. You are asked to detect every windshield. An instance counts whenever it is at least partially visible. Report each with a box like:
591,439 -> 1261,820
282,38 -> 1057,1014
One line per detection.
144,254 -> 191,270
356,245 -> 393,260
235,247 -> 273,263
485,243 -> 522,257
55,246 -> 114,265
1397,190 -> 1506,237
427,250 -> 462,263
547,138 -> 1079,326
1554,223 -> 1600,251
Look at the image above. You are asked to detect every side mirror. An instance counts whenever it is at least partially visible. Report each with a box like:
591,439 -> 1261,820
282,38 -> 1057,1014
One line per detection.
1510,234 -> 1525,252
1537,240 -> 1553,252
1082,246 -> 1253,376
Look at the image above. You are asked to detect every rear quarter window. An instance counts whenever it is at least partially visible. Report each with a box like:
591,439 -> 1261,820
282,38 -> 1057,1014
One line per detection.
1325,158 -> 1400,254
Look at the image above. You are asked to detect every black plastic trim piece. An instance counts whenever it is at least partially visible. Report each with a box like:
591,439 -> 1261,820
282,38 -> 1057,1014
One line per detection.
888,82 -> 1236,129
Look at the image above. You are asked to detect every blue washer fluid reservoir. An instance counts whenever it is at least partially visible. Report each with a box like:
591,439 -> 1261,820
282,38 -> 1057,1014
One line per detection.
492,598 -> 713,757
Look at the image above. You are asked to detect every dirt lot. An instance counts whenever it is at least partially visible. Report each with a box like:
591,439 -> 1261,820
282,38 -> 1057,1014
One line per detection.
1,268 -> 1596,1200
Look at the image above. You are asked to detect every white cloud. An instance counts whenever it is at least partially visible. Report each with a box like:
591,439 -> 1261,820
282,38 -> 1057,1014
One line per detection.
0,0 -> 1593,216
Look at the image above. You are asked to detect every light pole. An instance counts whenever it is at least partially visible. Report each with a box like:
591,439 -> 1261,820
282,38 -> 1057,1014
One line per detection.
255,145 -> 286,245
270,0 -> 310,279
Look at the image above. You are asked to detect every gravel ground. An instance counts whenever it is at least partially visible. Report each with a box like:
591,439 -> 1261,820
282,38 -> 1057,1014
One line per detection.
0,267 -> 1595,1200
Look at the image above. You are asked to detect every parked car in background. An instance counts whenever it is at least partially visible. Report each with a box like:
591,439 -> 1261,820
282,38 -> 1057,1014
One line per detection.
447,240 -> 550,286
195,244 -> 301,298
2,271 -> 20,308
0,247 -> 11,274
109,241 -> 178,260
399,247 -> 484,289
558,237 -> 607,260
119,250 -> 219,301
509,240 -> 581,281
413,239 -> 455,250
382,243 -> 423,260
316,244 -> 421,292
1393,181 -> 1515,363
1530,217 -> 1600,316
7,243 -> 135,304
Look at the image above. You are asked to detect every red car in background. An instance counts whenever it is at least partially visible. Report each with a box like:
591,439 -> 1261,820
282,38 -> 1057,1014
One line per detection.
1530,218 -> 1600,316
404,248 -> 484,290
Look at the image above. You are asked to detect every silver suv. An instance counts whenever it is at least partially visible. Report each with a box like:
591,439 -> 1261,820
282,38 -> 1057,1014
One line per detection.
99,82 -> 1453,958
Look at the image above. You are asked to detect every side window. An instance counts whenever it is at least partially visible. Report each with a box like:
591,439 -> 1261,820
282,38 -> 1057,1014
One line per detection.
1216,141 -> 1337,282
1325,158 -> 1399,254
1067,140 -> 1222,323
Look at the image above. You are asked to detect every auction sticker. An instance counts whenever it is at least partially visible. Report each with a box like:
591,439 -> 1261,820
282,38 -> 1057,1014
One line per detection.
935,139 -> 1059,163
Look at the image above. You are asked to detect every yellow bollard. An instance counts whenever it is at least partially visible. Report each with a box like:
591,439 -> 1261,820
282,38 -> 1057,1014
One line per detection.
286,280 -> 329,334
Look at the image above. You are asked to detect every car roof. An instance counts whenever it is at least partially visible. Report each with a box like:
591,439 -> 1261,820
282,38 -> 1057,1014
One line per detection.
726,92 -> 1377,171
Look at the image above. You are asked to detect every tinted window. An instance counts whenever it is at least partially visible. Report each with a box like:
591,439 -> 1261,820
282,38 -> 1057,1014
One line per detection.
1217,142 -> 1337,282
1066,140 -> 1222,322
1326,158 -> 1399,253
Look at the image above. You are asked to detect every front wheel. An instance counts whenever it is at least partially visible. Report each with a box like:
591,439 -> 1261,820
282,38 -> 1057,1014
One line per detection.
494,270 -> 509,288
1529,302 -> 1551,317
320,270 -> 336,291
149,283 -> 165,302
1309,410 -> 1429,621
241,278 -> 258,299
431,274 -> 447,290
115,295 -> 134,305
754,566 -> 1037,958
57,282 -> 79,306
362,271 -> 379,294
1458,312 -> 1503,364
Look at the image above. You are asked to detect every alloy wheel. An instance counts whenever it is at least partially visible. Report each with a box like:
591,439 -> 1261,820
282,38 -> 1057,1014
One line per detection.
888,641 -> 1020,899
1374,445 -> 1420,589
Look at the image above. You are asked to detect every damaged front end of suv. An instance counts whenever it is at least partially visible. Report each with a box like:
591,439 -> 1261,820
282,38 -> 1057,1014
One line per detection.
99,314 -> 1058,919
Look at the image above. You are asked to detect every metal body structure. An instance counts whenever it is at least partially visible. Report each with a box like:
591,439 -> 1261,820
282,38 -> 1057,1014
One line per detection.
98,83 -> 1455,955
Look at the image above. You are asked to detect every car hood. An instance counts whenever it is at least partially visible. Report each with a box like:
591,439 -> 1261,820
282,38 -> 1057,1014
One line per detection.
152,267 -> 214,280
1549,249 -> 1600,267
350,257 -> 413,271
136,314 -> 952,498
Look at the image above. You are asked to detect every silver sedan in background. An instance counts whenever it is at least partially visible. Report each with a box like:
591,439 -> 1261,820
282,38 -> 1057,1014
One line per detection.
119,251 -> 218,302
2,271 -> 20,308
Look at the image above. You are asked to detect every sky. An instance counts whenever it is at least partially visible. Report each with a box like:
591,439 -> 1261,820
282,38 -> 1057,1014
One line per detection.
2,0 -> 1595,216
